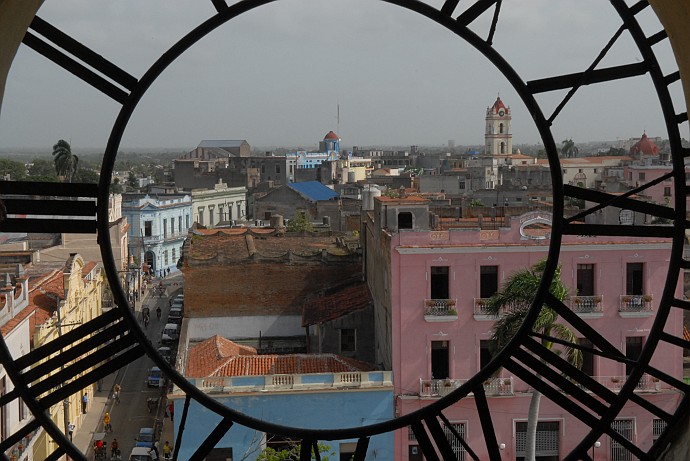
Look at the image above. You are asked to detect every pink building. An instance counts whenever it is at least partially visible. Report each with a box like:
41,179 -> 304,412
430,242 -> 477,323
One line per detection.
363,195 -> 683,461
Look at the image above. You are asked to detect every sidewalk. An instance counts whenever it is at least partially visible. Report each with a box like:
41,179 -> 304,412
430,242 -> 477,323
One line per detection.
71,270 -> 183,458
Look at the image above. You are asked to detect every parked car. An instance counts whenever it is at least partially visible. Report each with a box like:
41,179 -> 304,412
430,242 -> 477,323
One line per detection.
129,446 -> 157,461
146,367 -> 163,387
168,308 -> 183,324
161,323 -> 179,345
157,346 -> 173,364
135,427 -> 156,448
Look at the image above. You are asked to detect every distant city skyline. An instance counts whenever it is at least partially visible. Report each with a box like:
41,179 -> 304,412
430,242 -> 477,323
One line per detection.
0,0 -> 683,151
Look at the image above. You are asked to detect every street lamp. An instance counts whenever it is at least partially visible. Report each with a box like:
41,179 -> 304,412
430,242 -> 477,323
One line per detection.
592,440 -> 601,460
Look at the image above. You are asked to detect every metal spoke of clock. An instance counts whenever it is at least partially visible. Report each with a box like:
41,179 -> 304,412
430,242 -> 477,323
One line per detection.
503,356 -> 600,427
23,16 -> 137,104
173,394 -> 192,461
512,344 -> 608,415
472,386 -> 502,461
563,181 -> 677,223
210,0 -> 229,13
438,411 -> 479,460
544,294 -> 625,359
350,437 -> 369,461
410,420 -> 441,461
485,0 -> 502,45
526,23 -> 631,124
0,180 -> 97,234
188,416 -> 234,460
13,308 -> 124,372
454,0 -> 499,27
45,447 -> 68,461
0,419 -> 41,453
423,414 -> 460,461
299,439 -> 319,461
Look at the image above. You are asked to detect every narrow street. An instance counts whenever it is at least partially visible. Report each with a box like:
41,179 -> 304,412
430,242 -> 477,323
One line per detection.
85,276 -> 180,460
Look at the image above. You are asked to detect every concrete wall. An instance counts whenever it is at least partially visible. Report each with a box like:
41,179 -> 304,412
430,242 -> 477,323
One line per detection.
173,389 -> 394,461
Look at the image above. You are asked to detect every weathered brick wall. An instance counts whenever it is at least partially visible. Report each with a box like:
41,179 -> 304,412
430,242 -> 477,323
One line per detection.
185,262 -> 361,317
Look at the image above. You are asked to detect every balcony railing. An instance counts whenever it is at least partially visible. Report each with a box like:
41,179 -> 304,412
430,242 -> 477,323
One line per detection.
619,294 -> 653,313
424,299 -> 458,320
473,298 -> 507,318
419,377 -> 513,397
188,371 -> 393,393
588,374 -> 659,392
569,295 -> 603,314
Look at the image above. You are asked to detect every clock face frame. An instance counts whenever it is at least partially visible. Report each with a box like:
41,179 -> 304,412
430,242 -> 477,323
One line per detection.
0,1 -> 688,460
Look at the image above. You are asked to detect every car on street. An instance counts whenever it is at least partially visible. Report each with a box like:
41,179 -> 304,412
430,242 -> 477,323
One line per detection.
168,308 -> 182,324
157,346 -> 173,364
161,323 -> 179,345
146,367 -> 163,387
135,427 -> 156,448
129,446 -> 157,461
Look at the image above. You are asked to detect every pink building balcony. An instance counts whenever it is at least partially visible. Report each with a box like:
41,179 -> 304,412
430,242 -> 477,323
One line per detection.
423,299 -> 458,321
619,294 -> 653,315
472,297 -> 507,319
583,374 -> 660,393
419,377 -> 513,397
568,295 -> 603,315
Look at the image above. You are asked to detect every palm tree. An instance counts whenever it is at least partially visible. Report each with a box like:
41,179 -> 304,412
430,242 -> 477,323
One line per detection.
52,139 -> 79,182
561,139 -> 578,158
485,259 -> 582,461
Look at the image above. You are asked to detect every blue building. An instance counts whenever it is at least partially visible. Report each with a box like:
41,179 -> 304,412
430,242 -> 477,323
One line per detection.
121,193 -> 192,276
172,336 -> 394,460
286,131 -> 341,171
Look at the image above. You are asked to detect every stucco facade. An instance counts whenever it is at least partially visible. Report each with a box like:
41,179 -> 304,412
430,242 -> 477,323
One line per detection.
122,193 -> 192,276
190,181 -> 247,227
364,196 -> 684,460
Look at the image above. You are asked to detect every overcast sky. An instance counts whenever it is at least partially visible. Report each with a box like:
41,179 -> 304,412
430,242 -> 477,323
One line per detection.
0,0 -> 685,151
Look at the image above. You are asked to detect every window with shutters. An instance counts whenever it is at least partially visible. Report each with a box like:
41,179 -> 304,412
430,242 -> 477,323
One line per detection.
442,422 -> 467,461
515,421 -> 560,461
610,419 -> 635,461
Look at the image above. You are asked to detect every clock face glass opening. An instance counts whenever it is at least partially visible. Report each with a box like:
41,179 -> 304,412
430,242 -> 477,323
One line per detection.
0,0 -> 684,452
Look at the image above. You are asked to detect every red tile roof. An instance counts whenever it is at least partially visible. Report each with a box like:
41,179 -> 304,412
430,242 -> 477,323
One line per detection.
302,282 -> 372,326
186,335 -> 373,378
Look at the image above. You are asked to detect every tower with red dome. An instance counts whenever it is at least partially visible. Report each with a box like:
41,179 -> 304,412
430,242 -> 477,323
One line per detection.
629,132 -> 660,160
484,96 -> 512,156
319,130 -> 340,155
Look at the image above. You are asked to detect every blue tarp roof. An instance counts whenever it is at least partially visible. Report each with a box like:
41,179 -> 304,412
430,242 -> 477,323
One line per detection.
288,181 -> 339,202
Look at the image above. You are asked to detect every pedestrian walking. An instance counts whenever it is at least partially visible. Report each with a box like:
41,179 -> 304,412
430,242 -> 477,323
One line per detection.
103,412 -> 112,432
168,402 -> 174,421
162,441 -> 172,460
67,422 -> 75,442
81,393 -> 88,414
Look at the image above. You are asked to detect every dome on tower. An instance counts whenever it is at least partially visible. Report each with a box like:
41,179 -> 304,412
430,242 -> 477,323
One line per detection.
324,131 -> 339,140
629,132 -> 660,157
488,96 -> 510,116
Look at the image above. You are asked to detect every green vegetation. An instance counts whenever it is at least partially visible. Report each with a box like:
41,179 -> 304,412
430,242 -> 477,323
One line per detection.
287,211 -> 314,232
52,139 -> 79,182
485,259 -> 581,461
0,159 -> 26,180
256,442 -> 335,461
27,159 -> 58,182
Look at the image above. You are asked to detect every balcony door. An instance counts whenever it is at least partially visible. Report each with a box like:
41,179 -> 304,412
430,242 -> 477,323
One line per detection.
431,266 -> 449,300
626,263 -> 643,295
431,341 -> 449,379
480,266 -> 498,299
577,264 -> 594,296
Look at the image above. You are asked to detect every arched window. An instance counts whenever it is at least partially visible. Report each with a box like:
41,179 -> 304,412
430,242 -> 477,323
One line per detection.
500,142 -> 505,154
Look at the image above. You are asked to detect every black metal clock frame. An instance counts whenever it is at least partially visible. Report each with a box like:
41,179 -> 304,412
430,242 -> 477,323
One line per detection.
0,1 -> 688,460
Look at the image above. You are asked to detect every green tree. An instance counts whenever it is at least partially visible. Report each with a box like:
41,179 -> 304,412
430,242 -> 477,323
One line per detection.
27,159 -> 58,182
287,210 -> 314,232
561,139 -> 578,158
127,171 -> 138,190
485,259 -> 581,461
52,139 -> 79,182
256,442 -> 334,461
73,168 -> 99,183
110,177 -> 123,194
0,159 -> 26,180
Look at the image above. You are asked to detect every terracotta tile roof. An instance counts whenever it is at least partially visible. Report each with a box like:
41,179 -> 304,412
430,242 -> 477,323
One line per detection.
186,335 -> 257,377
302,282 -> 372,326
375,195 -> 429,204
82,261 -> 98,277
1,269 -> 62,337
186,336 -> 373,378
